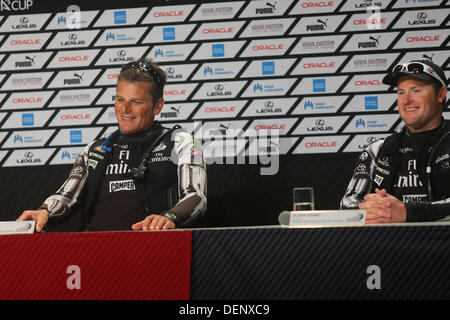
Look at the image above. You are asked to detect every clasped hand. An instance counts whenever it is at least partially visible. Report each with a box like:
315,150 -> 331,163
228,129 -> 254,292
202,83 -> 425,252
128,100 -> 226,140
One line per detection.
358,188 -> 407,224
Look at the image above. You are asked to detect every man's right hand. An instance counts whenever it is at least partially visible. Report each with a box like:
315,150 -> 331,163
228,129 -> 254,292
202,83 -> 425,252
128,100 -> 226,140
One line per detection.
17,209 -> 49,232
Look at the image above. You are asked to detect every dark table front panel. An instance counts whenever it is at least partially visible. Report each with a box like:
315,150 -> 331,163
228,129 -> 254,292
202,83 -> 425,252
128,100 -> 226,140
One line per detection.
191,224 -> 449,300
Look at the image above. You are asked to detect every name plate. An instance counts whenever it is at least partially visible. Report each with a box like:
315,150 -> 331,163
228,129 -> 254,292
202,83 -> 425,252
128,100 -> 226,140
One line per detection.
278,210 -> 366,227
0,221 -> 35,235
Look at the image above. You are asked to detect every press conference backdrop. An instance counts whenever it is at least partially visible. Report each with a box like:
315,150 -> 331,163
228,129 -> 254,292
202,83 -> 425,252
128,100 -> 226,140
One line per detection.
0,0 -> 449,229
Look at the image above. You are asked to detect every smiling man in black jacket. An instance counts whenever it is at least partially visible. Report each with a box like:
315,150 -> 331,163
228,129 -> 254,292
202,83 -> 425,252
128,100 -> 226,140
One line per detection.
18,58 -> 207,232
341,60 -> 449,224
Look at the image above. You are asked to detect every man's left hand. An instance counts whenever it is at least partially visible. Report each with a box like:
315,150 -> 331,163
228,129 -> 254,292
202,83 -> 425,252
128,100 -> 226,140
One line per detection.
359,188 -> 407,224
132,214 -> 175,231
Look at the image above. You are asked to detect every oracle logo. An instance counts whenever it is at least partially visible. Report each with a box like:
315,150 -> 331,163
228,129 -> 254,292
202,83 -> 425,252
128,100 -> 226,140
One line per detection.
353,18 -> 385,25
355,80 -> 382,86
303,62 -> 335,68
153,10 -> 184,17
60,114 -> 91,120
305,141 -> 337,148
205,106 -> 235,113
164,89 -> 186,95
10,39 -> 40,45
252,44 -> 284,51
301,1 -> 333,8
254,124 -> 285,130
107,73 -> 119,79
406,35 -> 440,42
58,56 -> 89,62
202,27 -> 233,34
13,97 -> 42,104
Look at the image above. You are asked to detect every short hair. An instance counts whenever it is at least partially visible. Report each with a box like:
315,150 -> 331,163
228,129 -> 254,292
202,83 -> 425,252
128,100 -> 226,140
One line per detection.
118,57 -> 166,104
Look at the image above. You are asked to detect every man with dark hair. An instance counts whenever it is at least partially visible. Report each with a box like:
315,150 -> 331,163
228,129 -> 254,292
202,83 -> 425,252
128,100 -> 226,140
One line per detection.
18,58 -> 207,232
341,60 -> 449,223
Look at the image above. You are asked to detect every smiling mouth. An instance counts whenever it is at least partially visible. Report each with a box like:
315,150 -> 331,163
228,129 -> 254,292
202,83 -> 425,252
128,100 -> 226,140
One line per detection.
121,115 -> 136,121
404,106 -> 419,112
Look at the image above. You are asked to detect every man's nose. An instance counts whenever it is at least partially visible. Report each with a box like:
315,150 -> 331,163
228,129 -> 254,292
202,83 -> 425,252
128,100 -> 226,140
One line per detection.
402,91 -> 414,105
121,100 -> 132,112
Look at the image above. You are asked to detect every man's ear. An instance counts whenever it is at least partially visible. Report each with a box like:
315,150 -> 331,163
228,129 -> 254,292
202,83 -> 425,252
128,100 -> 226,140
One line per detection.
153,98 -> 164,115
438,86 -> 447,105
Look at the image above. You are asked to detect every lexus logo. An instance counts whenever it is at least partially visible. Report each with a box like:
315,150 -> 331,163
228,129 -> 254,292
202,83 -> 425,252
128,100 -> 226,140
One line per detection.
165,67 -> 175,74
315,119 -> 325,126
24,152 -> 33,158
117,50 -> 126,57
417,12 -> 427,20
215,84 -> 224,91
264,101 -> 274,108
68,33 -> 77,40
367,136 -> 377,143
19,17 -> 28,24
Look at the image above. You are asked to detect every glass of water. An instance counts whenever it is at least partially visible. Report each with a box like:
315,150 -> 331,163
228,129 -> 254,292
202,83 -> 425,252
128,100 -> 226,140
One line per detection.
293,187 -> 315,211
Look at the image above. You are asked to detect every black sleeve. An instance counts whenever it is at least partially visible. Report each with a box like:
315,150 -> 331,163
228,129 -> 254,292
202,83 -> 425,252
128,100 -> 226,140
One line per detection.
405,200 -> 450,222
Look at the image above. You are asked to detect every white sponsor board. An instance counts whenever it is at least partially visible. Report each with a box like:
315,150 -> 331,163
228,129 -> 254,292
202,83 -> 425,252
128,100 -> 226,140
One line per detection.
3,148 -> 56,167
193,100 -> 246,120
1,72 -> 53,91
47,49 -> 101,68
292,116 -> 349,135
2,129 -> 55,148
50,146 -> 85,165
241,59 -> 297,78
93,8 -> 147,27
343,134 -> 391,153
157,103 -> 198,122
191,41 -> 246,60
1,52 -> 52,70
291,76 -> 348,95
46,10 -> 99,30
49,107 -> 103,126
142,25 -> 196,43
242,98 -> 297,117
49,127 -> 103,146
291,56 -> 347,75
192,61 -> 246,80
240,37 -> 296,57
240,18 -> 295,38
95,46 -> 149,65
148,43 -> 197,62
292,96 -> 347,115
290,0 -> 344,14
2,91 -> 54,110
239,0 -> 294,18
0,13 -> 51,33
47,69 -> 101,88
191,2 -> 244,21
343,114 -> 400,133
48,88 -> 103,108
293,135 -> 350,154
242,78 -> 297,97
46,30 -> 100,49
2,110 -> 55,129
95,27 -> 147,46
0,32 -> 52,51
164,83 -> 199,102
142,5 -> 196,24
193,81 -> 247,100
